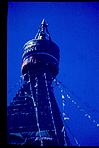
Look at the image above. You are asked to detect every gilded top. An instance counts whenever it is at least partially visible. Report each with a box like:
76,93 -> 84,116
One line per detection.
35,19 -> 51,40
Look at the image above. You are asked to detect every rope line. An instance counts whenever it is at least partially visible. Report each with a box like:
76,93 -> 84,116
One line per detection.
53,78 -> 99,128
59,81 -> 80,146
28,73 -> 43,146
44,72 -> 59,144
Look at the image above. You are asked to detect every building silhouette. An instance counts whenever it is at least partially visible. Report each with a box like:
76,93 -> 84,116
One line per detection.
7,19 -> 70,146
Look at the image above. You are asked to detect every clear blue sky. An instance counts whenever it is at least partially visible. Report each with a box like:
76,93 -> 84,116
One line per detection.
7,2 -> 99,146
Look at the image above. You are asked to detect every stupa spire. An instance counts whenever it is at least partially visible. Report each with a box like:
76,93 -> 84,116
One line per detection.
35,19 -> 51,40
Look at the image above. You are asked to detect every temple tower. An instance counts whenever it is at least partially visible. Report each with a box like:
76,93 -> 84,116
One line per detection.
7,19 -> 70,146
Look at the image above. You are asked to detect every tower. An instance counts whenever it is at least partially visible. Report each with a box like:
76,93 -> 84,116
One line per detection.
7,19 -> 70,146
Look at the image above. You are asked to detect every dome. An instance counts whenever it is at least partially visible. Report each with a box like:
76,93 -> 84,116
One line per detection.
21,19 -> 60,79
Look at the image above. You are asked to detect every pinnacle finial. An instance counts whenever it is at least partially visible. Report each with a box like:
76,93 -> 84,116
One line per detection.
35,19 -> 51,40
41,19 -> 48,26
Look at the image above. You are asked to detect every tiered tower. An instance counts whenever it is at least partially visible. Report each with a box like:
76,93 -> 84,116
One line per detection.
7,19 -> 70,146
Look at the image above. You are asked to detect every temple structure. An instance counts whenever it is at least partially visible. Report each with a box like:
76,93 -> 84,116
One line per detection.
7,19 -> 70,146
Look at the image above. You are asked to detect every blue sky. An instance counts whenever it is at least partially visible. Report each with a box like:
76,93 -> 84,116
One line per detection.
7,2 -> 99,146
